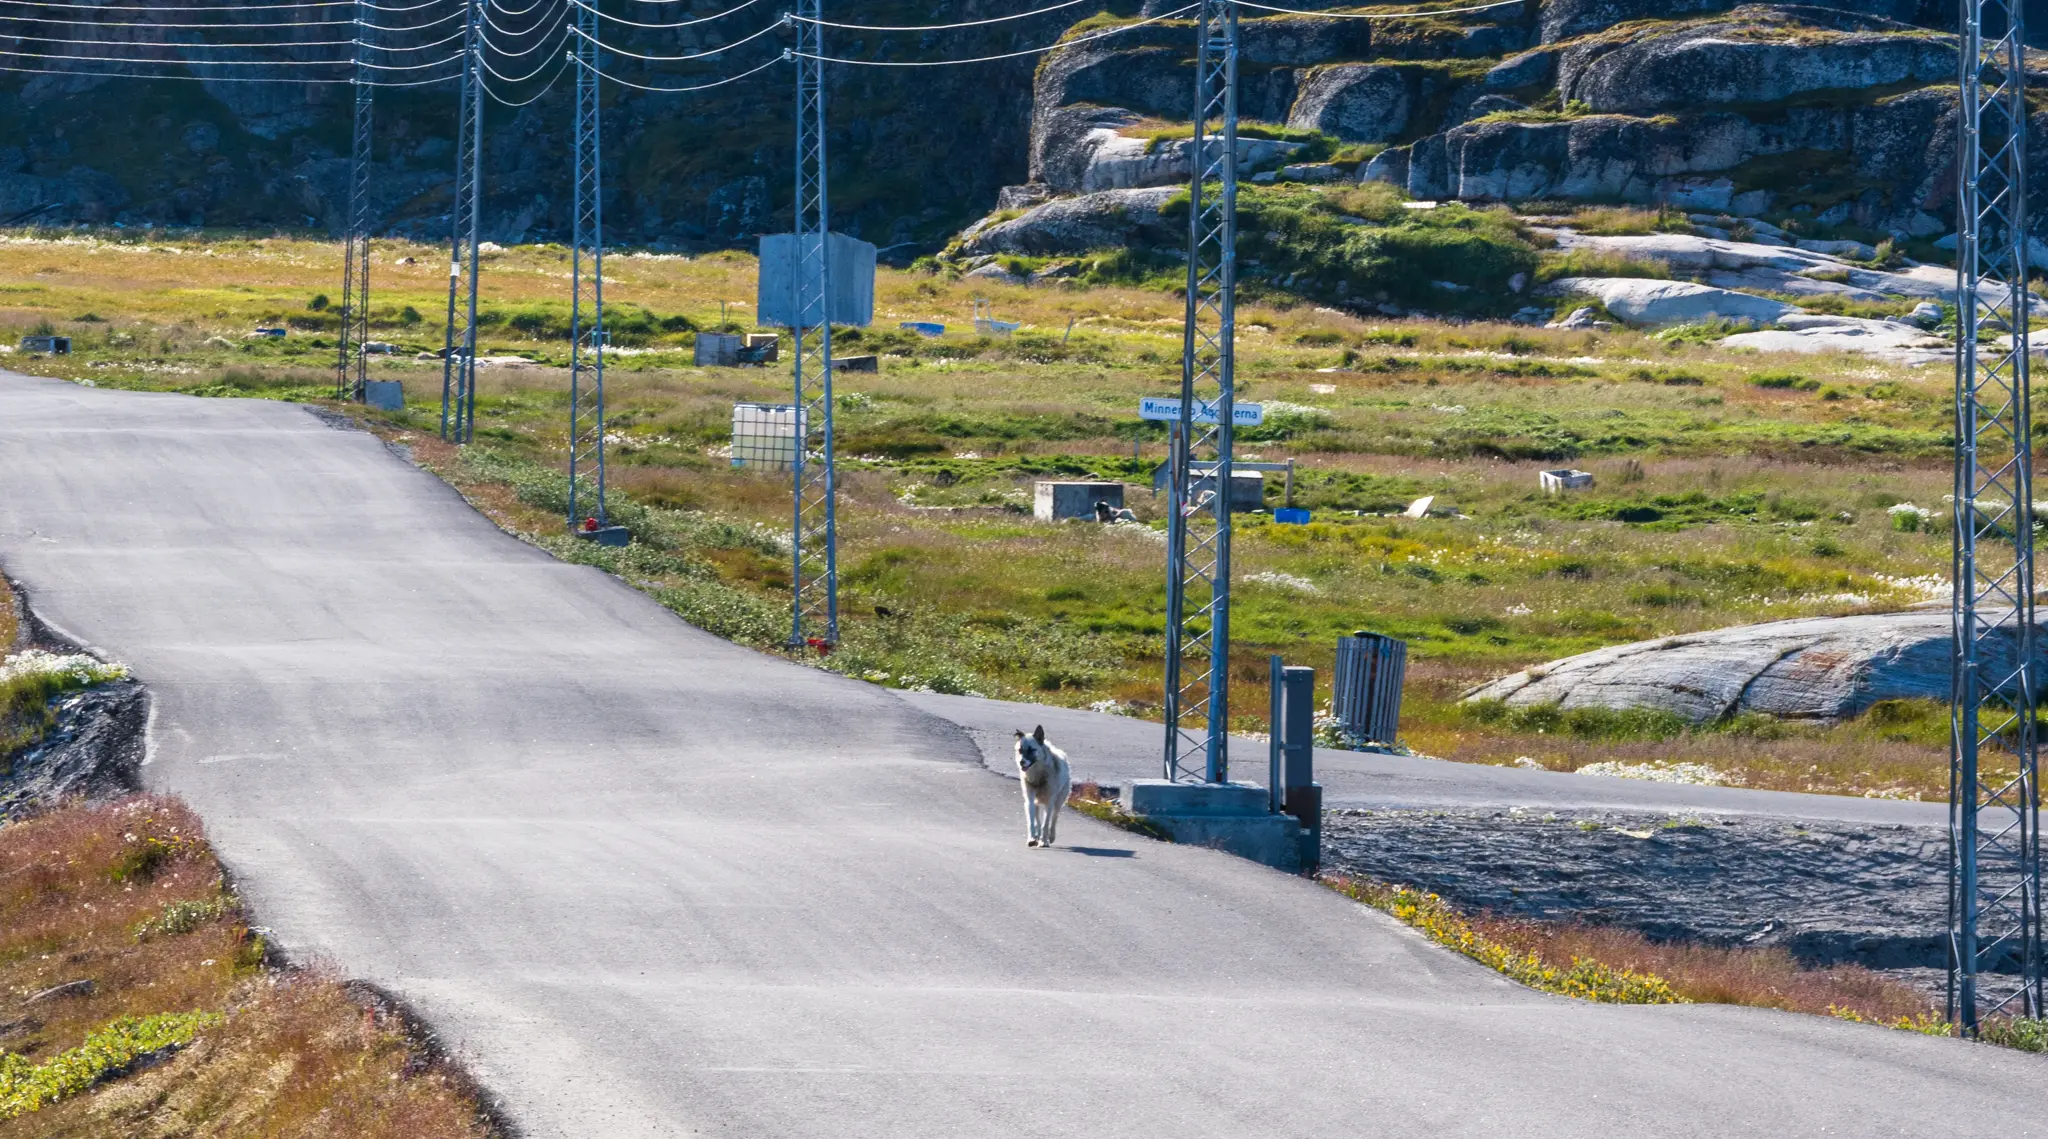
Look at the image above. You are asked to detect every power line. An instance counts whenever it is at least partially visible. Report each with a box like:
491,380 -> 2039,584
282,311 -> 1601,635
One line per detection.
358,50 -> 464,67
1235,0 -> 1523,16
359,10 -> 466,31
0,0 -> 353,10
566,0 -> 758,31
482,53 -> 564,99
0,11 -> 349,26
481,5 -> 566,39
573,49 -> 774,89
0,43 -> 349,62
0,29 -> 356,46
0,55 -> 452,79
785,0 -> 1089,32
358,28 -> 469,50
481,12 -> 570,54
566,15 -> 776,59
788,4 -> 1194,65
477,31 -> 567,78
0,9 -> 458,31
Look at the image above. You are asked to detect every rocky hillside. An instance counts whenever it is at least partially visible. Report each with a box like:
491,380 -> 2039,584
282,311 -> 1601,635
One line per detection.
967,0 -> 2047,291
0,0 -> 1114,246
6,0 -> 2044,263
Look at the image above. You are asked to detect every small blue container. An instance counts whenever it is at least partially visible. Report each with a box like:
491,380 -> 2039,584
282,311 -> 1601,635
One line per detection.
1274,507 -> 1311,525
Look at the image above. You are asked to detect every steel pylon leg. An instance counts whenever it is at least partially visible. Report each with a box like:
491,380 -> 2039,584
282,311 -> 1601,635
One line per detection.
566,9 -> 607,533
440,0 -> 484,444
1949,0 -> 2041,1034
786,0 -> 837,647
1162,0 -> 1238,784
335,5 -> 373,402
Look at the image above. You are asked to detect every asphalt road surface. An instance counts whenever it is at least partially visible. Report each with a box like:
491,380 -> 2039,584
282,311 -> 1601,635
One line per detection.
1,371 -> 2038,1137
899,691 -> 1948,826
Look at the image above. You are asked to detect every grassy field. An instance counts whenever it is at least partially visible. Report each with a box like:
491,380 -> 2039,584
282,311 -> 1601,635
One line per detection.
0,222 -> 1965,799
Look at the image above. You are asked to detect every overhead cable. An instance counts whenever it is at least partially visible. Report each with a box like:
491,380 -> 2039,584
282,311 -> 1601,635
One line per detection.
481,12 -> 569,52
565,0 -> 758,29
565,13 -> 776,59
485,0 -> 554,19
0,28 -> 355,46
0,51 -> 455,78
356,48 -> 462,66
0,9 -> 348,26
785,0 -> 1089,32
0,43 -> 347,61
1235,0 -> 1523,15
358,26 -> 467,48
0,0 -> 351,10
477,32 -> 567,78
358,10 -> 465,31
572,46 -> 773,89
480,5 -> 565,40
481,52 -> 564,100
789,3 -> 1192,65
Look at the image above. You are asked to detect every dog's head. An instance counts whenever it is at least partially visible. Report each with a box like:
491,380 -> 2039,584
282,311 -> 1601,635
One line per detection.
1014,725 -> 1051,772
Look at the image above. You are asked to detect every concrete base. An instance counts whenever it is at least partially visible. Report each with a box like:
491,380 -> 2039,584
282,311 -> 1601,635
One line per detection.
1120,779 -> 1309,871
575,525 -> 631,547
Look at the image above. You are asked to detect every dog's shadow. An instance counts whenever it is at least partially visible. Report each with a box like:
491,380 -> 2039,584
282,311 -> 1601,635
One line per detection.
1059,846 -> 1136,858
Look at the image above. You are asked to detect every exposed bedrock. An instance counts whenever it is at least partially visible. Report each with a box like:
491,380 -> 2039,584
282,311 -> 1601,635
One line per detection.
1288,65 -> 1436,143
956,187 -> 1181,256
1464,610 -> 2028,724
1554,11 -> 1957,115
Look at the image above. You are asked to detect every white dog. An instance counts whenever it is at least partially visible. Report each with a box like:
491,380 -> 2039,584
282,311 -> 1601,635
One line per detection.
1014,725 -> 1072,848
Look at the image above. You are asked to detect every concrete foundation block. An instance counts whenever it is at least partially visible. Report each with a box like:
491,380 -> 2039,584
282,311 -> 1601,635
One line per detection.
1124,779 -> 1266,817
1120,779 -> 1307,871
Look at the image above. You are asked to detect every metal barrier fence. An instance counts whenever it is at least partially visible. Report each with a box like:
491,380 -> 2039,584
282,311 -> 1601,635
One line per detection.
1333,631 -> 1405,748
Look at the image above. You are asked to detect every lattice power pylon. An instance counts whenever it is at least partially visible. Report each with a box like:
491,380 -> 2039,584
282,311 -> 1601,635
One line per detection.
1949,0 -> 2041,1034
334,0 -> 374,402
440,0 -> 485,443
785,0 -> 838,647
1161,0 -> 1238,784
566,4 -> 607,532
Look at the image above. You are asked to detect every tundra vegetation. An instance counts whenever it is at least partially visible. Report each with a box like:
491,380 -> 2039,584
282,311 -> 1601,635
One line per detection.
0,575 -> 498,1136
0,224 -> 1972,806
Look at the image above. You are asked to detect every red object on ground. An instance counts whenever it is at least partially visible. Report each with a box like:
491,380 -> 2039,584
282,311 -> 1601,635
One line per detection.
806,637 -> 833,654
582,517 -> 599,532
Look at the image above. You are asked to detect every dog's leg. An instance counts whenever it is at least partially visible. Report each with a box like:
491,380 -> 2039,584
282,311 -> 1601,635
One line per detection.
1023,788 -> 1041,847
1044,773 -> 1068,846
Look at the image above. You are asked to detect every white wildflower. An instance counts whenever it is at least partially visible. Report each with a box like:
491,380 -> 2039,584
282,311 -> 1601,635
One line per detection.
1575,760 -> 1729,786
0,650 -> 128,687
1245,570 -> 1319,593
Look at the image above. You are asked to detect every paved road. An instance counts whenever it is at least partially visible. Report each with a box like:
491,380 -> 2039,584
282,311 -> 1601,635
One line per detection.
1,371 -> 2039,1137
900,692 -> 1948,826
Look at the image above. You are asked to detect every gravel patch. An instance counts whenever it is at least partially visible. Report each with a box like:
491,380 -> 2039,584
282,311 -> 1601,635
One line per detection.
1322,807 -> 1950,991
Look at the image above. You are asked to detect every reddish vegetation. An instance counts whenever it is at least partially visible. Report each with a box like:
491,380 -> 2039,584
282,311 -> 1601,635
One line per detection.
0,797 -> 498,1137
1472,911 -> 1939,1025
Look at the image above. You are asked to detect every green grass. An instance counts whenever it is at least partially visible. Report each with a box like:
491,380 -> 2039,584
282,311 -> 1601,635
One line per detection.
0,1010 -> 223,1120
1,652 -> 130,762
0,227 -> 1969,799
